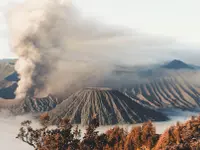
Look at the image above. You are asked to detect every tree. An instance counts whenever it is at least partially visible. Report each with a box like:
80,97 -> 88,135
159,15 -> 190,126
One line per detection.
141,121 -> 157,149
16,120 -> 42,149
80,115 -> 107,150
105,127 -> 127,150
17,116 -> 81,150
17,115 -> 200,150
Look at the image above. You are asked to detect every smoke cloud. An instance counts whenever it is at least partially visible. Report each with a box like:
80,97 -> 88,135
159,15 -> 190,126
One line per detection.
7,0 -> 176,99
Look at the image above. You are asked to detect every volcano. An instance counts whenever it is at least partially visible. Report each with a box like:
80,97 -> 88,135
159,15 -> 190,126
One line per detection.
162,59 -> 194,70
0,95 -> 59,114
48,88 -> 168,125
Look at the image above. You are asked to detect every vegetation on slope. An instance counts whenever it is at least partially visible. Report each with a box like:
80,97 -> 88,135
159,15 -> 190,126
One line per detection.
155,116 -> 200,150
16,114 -> 200,150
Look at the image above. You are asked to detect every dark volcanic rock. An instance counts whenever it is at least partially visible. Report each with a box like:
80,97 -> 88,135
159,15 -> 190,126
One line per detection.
0,95 -> 59,114
0,60 -> 18,99
5,72 -> 19,81
48,88 -> 168,125
18,95 -> 59,113
162,59 -> 194,70
0,82 -> 17,99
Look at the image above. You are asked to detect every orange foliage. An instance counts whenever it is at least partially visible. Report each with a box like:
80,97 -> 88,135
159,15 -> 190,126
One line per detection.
155,116 -> 200,150
17,115 -> 200,150
104,127 -> 127,150
40,112 -> 50,126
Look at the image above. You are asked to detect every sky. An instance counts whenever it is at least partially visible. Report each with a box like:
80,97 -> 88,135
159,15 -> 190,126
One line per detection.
74,0 -> 200,46
0,0 -> 200,62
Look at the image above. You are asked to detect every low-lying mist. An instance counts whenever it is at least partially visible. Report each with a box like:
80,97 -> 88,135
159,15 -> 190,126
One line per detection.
94,109 -> 200,135
0,109 -> 199,150
2,0 -> 200,148
0,110 -> 39,150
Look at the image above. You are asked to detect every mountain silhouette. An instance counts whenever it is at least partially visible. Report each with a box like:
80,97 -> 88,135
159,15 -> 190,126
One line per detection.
162,59 -> 194,70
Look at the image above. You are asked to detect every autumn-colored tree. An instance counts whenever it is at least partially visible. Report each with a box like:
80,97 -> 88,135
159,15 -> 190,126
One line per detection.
104,127 -> 127,150
124,121 -> 158,150
80,115 -> 108,150
127,126 -> 142,149
40,112 -> 50,126
16,120 -> 43,148
17,115 -> 200,150
173,122 -> 181,144
124,130 -> 135,150
155,116 -> 200,150
17,117 -> 81,150
141,121 -> 157,149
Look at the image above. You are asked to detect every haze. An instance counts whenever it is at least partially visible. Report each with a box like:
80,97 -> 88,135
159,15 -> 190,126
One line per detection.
0,0 -> 200,149
0,0 -> 200,65
0,109 -> 198,150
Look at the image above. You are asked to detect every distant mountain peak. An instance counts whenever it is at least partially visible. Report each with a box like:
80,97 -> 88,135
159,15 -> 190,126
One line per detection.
162,59 -> 194,70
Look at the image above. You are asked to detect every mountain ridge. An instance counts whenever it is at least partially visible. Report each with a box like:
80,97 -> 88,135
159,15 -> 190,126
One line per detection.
47,88 -> 168,125
162,59 -> 195,70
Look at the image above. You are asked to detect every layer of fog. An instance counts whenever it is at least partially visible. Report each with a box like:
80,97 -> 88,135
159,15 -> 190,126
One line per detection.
0,110 -> 39,150
96,109 -> 200,134
99,64 -> 200,89
0,109 -> 199,150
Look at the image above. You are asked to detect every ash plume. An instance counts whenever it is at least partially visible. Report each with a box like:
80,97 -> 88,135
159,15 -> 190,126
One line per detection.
7,0 -> 176,99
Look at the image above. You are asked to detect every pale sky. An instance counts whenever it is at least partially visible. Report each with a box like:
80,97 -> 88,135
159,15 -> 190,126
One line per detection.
74,0 -> 200,45
0,0 -> 200,60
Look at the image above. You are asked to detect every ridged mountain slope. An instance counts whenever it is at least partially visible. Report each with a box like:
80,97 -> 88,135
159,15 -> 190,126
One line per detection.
0,95 -> 59,114
48,88 -> 168,125
120,71 -> 200,109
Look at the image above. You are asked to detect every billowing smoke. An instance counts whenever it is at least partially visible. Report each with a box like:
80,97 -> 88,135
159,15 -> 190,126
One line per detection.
8,0 -> 123,98
8,0 -> 176,99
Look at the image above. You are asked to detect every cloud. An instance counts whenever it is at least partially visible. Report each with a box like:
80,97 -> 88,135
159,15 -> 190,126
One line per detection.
0,108 -> 198,150
7,0 -> 185,99
0,110 -> 39,150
